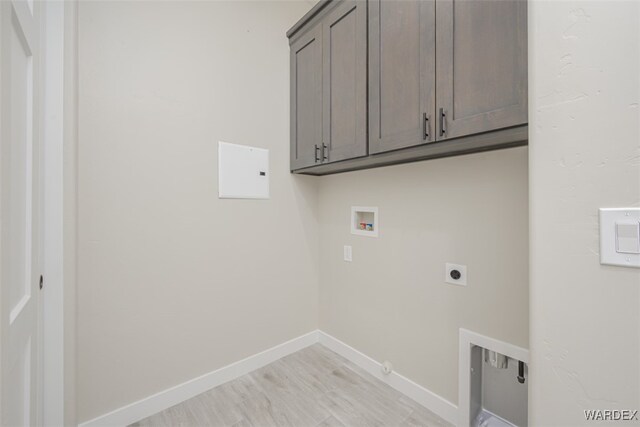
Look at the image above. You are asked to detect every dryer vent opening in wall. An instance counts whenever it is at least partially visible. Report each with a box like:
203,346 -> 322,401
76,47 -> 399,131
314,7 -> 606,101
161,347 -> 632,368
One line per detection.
459,330 -> 530,427
351,207 -> 378,237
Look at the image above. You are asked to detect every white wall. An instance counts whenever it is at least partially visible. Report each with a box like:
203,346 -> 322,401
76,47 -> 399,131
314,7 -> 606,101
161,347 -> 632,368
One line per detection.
76,1 -> 317,422
75,0 -> 640,423
529,1 -> 640,424
318,147 -> 529,405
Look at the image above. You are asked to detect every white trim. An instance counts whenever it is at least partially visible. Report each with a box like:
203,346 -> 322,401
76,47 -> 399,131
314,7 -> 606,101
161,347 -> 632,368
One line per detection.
80,330 -> 459,427
318,331 -> 458,425
62,2 -> 79,425
458,329 -> 529,427
78,331 -> 319,427
42,1 -> 65,425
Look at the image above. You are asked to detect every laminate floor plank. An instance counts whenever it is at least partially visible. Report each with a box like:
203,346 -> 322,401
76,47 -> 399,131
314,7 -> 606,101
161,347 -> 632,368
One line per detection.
316,415 -> 346,427
397,396 -> 453,427
249,363 -> 330,426
129,344 -> 453,427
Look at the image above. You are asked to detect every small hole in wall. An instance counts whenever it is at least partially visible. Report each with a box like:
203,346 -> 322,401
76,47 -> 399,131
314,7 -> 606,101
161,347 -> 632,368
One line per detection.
351,207 -> 378,237
356,211 -> 375,231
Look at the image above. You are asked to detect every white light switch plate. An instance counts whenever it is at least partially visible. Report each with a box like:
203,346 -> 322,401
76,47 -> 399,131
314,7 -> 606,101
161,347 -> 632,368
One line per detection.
599,208 -> 640,268
343,245 -> 352,262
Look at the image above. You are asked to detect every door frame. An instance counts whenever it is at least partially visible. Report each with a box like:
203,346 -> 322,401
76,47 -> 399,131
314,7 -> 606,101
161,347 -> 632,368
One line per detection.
42,1 -> 64,425
41,1 -> 78,426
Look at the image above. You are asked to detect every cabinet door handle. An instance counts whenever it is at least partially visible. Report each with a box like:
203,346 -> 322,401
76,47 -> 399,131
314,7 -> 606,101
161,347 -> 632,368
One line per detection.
423,113 -> 430,140
322,143 -> 329,161
314,144 -> 320,162
439,108 -> 446,137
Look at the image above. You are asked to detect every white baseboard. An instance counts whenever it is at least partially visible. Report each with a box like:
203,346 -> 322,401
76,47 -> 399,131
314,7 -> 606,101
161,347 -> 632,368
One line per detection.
79,331 -> 319,427
318,331 -> 458,425
79,330 -> 457,427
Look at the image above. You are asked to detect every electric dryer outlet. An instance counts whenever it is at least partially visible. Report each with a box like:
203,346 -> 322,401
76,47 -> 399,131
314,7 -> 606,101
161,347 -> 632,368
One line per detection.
445,263 -> 467,286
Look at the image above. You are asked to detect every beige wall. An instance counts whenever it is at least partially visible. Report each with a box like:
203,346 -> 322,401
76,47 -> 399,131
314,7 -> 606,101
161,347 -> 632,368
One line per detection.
77,0 -> 532,421
76,1 -> 317,422
529,1 -> 640,424
318,147 -> 529,405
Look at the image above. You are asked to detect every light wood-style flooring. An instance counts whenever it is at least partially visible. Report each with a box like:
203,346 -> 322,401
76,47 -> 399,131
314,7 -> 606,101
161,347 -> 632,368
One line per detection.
130,344 -> 452,427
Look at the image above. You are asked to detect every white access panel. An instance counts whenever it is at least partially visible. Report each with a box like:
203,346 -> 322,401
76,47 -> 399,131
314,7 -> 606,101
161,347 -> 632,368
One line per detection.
218,142 -> 269,199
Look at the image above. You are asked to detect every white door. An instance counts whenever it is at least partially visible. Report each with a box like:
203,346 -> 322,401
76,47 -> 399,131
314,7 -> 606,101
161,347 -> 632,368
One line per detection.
1,0 -> 43,425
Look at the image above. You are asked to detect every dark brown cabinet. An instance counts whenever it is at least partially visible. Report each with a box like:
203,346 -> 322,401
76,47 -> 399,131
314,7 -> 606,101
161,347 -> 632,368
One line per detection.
435,0 -> 528,140
289,26 -> 323,170
323,0 -> 368,163
288,0 -> 367,170
287,0 -> 528,175
368,0 -> 435,154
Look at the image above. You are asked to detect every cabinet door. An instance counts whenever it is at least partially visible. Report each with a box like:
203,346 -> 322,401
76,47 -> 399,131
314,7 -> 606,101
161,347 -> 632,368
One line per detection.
322,0 -> 367,163
435,0 -> 527,140
369,0 -> 436,154
290,26 -> 323,170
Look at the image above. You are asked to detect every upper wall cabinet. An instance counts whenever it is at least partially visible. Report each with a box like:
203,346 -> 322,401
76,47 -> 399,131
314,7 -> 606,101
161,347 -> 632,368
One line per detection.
323,1 -> 368,163
435,0 -> 528,140
287,0 -> 528,175
290,26 -> 323,170
369,0 -> 436,154
289,0 -> 367,170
